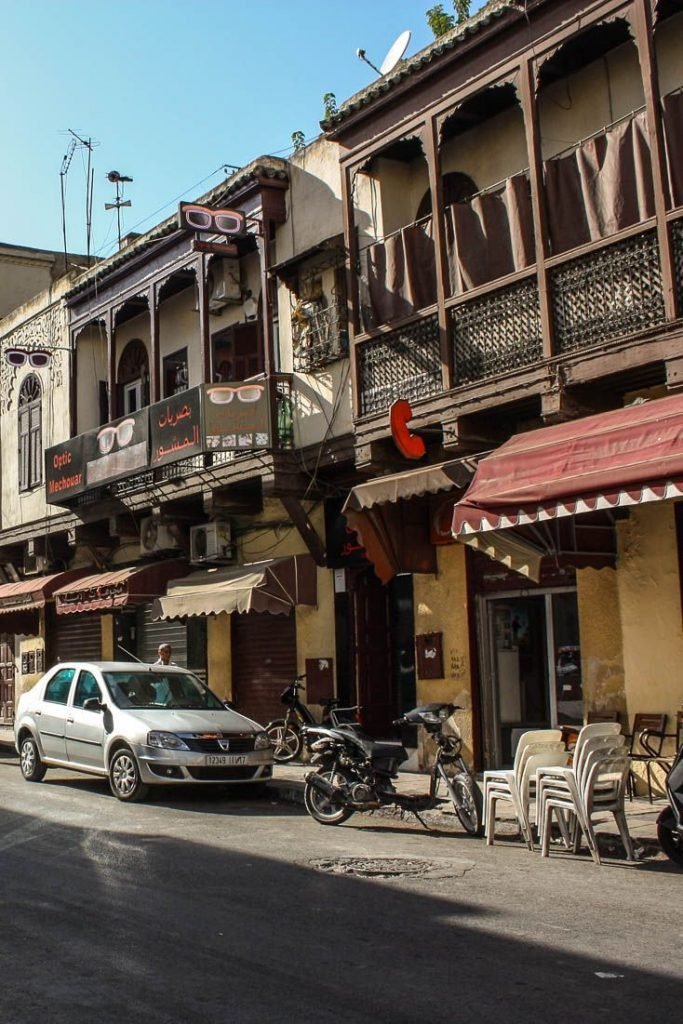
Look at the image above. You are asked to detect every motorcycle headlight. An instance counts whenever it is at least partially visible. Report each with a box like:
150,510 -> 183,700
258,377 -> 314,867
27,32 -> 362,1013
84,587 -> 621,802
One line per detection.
254,732 -> 271,750
147,731 -> 190,750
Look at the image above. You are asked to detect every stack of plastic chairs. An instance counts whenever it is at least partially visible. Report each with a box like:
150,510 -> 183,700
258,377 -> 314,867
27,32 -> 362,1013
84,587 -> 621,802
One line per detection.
483,729 -> 567,849
537,723 -> 633,864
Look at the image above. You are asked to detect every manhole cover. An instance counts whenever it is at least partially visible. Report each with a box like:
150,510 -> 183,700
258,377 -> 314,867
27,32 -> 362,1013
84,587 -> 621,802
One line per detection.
310,857 -> 434,878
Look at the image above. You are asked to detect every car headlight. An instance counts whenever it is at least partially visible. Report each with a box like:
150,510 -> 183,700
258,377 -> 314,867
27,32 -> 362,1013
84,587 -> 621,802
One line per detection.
254,732 -> 271,750
147,731 -> 190,750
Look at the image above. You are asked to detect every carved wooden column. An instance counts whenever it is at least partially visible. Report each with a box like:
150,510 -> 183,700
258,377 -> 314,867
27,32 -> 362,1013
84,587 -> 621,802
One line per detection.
342,162 -> 361,419
196,254 -> 210,383
423,115 -> 451,388
106,306 -> 116,420
258,222 -> 274,376
149,281 -> 160,403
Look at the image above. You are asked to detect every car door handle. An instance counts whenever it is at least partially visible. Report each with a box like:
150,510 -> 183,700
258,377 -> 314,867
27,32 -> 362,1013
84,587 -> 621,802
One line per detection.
34,710 -> 42,716
67,718 -> 74,724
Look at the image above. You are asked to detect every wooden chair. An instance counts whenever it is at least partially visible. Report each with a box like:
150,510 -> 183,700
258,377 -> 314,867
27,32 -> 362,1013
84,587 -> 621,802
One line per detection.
626,713 -> 668,802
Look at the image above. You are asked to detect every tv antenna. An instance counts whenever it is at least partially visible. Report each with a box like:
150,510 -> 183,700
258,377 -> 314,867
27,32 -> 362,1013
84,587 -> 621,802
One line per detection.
105,170 -> 133,250
356,29 -> 411,78
59,129 -> 97,269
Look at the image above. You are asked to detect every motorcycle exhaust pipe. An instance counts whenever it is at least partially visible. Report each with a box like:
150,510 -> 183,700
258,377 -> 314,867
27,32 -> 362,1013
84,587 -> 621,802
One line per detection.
306,772 -> 348,804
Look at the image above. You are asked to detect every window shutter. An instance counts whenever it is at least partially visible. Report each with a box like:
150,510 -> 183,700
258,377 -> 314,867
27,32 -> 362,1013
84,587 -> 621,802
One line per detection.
18,406 -> 29,491
29,401 -> 42,486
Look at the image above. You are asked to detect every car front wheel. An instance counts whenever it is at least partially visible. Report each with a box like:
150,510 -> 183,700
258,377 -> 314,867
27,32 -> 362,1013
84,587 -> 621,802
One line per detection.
109,748 -> 149,802
20,735 -> 47,782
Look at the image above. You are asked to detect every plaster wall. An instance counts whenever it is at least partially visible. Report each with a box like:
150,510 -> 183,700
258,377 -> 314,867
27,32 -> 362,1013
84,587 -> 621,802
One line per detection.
538,40 -> 644,160
158,289 -> 202,385
576,566 -> 625,717
616,503 -> 683,733
373,156 -> 430,236
278,137 -> 344,263
76,326 -> 107,433
655,12 -> 683,96
441,105 -> 528,191
413,543 -> 475,765
207,614 -> 232,700
0,292 -> 71,531
0,258 -> 53,320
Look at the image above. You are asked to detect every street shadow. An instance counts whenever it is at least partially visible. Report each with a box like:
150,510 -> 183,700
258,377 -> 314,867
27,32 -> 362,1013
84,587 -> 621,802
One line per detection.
1,796 -> 681,1024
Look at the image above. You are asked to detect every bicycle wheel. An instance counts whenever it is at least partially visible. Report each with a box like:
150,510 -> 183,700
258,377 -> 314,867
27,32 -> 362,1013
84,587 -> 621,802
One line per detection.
451,771 -> 483,836
265,720 -> 302,762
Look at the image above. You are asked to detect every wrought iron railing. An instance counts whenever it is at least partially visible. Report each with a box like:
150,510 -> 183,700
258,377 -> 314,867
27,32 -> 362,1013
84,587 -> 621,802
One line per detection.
450,278 -> 542,385
292,302 -> 348,371
672,217 -> 683,309
357,314 -> 442,416
550,229 -> 666,353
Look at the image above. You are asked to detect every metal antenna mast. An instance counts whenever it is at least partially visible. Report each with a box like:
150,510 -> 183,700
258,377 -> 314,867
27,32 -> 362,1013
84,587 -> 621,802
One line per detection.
60,129 -> 97,268
105,170 -> 133,250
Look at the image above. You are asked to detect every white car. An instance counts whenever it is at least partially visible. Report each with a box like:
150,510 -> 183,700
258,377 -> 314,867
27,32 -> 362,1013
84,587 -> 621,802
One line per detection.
14,661 -> 273,801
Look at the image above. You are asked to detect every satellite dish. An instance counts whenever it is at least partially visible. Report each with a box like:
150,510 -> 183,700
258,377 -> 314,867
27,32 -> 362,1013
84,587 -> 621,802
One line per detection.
380,30 -> 411,75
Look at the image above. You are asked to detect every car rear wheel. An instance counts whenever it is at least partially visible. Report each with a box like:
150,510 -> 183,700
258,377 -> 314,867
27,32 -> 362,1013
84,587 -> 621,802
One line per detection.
20,735 -> 47,782
109,748 -> 149,802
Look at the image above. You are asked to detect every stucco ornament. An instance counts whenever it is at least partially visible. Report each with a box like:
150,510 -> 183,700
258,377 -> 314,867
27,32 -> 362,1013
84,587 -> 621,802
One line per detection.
1,304 -> 67,410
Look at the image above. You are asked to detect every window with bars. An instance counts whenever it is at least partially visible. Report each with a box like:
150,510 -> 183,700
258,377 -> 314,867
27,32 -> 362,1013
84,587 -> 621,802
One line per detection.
18,374 -> 42,492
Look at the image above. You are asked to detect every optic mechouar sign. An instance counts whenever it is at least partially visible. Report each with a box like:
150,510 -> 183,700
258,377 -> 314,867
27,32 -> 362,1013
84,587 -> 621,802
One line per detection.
45,383 -> 273,505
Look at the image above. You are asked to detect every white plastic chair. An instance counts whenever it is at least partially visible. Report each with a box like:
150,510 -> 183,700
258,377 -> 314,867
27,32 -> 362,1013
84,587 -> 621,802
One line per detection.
483,729 -> 562,808
541,750 -> 633,864
485,742 -> 568,848
536,729 -> 624,847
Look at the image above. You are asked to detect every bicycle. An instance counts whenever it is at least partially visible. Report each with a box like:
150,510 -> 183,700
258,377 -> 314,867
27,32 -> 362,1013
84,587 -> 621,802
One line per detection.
264,675 -> 361,763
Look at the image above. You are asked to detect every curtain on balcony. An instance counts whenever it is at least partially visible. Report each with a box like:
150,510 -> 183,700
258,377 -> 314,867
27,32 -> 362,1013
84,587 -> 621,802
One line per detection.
445,173 -> 535,294
359,218 -> 437,329
544,108 -> 655,254
662,89 -> 683,209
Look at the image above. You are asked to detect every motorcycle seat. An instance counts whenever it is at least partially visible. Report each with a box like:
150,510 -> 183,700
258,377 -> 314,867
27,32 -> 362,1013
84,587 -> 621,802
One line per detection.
364,740 -> 408,761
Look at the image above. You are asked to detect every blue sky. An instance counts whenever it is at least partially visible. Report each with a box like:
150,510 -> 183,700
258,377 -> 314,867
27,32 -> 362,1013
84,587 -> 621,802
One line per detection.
0,1 -> 483,260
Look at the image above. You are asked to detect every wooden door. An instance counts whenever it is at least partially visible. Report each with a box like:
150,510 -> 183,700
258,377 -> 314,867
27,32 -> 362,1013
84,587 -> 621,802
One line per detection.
350,569 -> 395,737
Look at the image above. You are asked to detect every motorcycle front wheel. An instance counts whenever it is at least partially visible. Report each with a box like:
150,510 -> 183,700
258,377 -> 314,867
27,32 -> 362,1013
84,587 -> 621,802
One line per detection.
304,769 -> 354,825
265,720 -> 302,763
657,815 -> 683,866
451,771 -> 483,836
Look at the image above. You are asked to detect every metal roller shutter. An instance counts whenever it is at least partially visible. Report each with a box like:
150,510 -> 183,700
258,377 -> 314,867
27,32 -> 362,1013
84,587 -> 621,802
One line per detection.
49,612 -> 102,664
231,611 -> 297,727
137,605 -> 188,667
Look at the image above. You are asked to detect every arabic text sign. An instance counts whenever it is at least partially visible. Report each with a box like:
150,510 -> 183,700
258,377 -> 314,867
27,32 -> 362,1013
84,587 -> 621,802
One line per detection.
149,388 -> 203,467
203,382 -> 271,451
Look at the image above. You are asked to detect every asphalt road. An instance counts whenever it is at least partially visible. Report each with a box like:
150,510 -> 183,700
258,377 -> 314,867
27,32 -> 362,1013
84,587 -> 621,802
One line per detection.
1,748 -> 681,1024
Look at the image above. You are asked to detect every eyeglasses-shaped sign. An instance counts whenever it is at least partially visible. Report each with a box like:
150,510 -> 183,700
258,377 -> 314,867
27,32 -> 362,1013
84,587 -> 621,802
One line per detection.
179,202 -> 246,237
204,382 -> 271,451
4,348 -> 53,368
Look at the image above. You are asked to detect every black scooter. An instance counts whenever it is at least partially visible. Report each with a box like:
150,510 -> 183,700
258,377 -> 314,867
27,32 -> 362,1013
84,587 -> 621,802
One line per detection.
657,743 -> 683,866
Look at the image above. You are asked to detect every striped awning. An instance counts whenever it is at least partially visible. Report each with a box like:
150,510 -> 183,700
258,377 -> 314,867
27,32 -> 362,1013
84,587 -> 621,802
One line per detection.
452,394 -> 683,538
54,560 -> 188,614
0,569 -> 92,615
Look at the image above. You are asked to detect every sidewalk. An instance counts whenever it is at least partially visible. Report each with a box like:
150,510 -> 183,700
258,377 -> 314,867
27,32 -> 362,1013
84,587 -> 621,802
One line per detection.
0,725 -> 663,849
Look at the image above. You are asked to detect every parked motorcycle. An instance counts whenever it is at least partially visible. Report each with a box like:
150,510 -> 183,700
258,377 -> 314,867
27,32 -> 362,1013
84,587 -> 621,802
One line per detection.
303,702 -> 483,835
657,742 -> 683,866
265,675 -> 361,763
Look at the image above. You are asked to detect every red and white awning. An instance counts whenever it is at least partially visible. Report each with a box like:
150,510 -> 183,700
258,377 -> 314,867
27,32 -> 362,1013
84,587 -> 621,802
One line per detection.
452,394 -> 683,538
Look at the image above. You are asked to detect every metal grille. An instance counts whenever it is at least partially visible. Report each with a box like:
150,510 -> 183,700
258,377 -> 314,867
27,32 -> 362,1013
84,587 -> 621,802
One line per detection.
358,315 -> 442,417
672,218 -> 683,308
182,735 -> 256,753
292,302 -> 349,371
275,376 -> 294,449
551,229 -> 665,353
451,279 -> 542,385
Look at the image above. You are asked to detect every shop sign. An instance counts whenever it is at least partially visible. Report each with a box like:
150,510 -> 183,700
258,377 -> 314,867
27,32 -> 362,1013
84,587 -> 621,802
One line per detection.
149,387 -> 203,467
203,381 -> 271,451
85,408 -> 149,487
45,434 -> 86,501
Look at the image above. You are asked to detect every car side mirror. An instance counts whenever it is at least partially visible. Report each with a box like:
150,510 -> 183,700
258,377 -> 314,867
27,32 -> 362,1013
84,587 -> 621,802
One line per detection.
83,697 -> 104,713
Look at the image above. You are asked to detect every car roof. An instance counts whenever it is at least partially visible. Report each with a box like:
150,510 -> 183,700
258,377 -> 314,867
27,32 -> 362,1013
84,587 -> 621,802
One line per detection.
51,661 -> 192,673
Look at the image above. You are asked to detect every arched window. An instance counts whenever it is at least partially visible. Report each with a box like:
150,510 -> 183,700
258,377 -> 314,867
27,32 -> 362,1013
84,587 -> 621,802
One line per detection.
18,374 -> 42,491
117,339 -> 149,414
416,172 -> 479,220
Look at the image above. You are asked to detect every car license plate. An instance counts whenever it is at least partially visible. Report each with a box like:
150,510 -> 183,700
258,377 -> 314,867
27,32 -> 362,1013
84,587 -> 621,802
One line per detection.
205,754 -> 247,766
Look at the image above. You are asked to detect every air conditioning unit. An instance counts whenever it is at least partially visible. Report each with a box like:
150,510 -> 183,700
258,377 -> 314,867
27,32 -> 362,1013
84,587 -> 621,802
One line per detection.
208,260 -> 241,313
23,553 -> 49,576
140,518 -> 181,555
190,521 -> 233,563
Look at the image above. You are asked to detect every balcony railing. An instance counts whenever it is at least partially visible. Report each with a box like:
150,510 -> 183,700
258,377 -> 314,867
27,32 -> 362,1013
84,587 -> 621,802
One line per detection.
673,218 -> 683,308
357,314 -> 442,416
550,228 -> 666,354
292,302 -> 348,371
451,277 -> 542,385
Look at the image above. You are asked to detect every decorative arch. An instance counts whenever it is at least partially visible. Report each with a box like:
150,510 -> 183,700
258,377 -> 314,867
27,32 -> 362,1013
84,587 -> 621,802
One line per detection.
117,338 -> 149,413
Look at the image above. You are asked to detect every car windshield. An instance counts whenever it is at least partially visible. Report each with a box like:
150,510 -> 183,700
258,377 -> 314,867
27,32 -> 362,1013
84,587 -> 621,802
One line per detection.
103,671 -> 225,711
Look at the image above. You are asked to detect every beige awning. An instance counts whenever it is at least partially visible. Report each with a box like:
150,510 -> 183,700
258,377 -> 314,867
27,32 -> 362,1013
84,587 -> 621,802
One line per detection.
343,459 -> 477,512
152,554 -> 317,619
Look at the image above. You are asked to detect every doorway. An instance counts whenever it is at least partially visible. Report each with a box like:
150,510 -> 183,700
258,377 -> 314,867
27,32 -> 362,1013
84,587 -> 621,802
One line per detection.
478,588 -> 583,766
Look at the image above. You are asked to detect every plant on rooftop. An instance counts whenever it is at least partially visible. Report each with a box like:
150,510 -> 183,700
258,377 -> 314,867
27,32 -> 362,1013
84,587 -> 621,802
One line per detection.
322,93 -> 338,120
426,1 -> 471,38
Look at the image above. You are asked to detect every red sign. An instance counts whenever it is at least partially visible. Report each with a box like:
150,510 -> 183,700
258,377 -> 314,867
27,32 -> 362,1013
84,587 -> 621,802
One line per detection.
390,399 -> 426,460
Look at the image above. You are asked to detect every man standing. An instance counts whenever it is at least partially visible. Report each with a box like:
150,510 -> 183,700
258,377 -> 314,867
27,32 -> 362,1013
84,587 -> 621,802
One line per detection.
155,643 -> 175,665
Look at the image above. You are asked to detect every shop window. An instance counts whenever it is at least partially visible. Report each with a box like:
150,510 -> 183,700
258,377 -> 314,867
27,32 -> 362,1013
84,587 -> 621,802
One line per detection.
163,348 -> 189,397
18,374 -> 42,492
